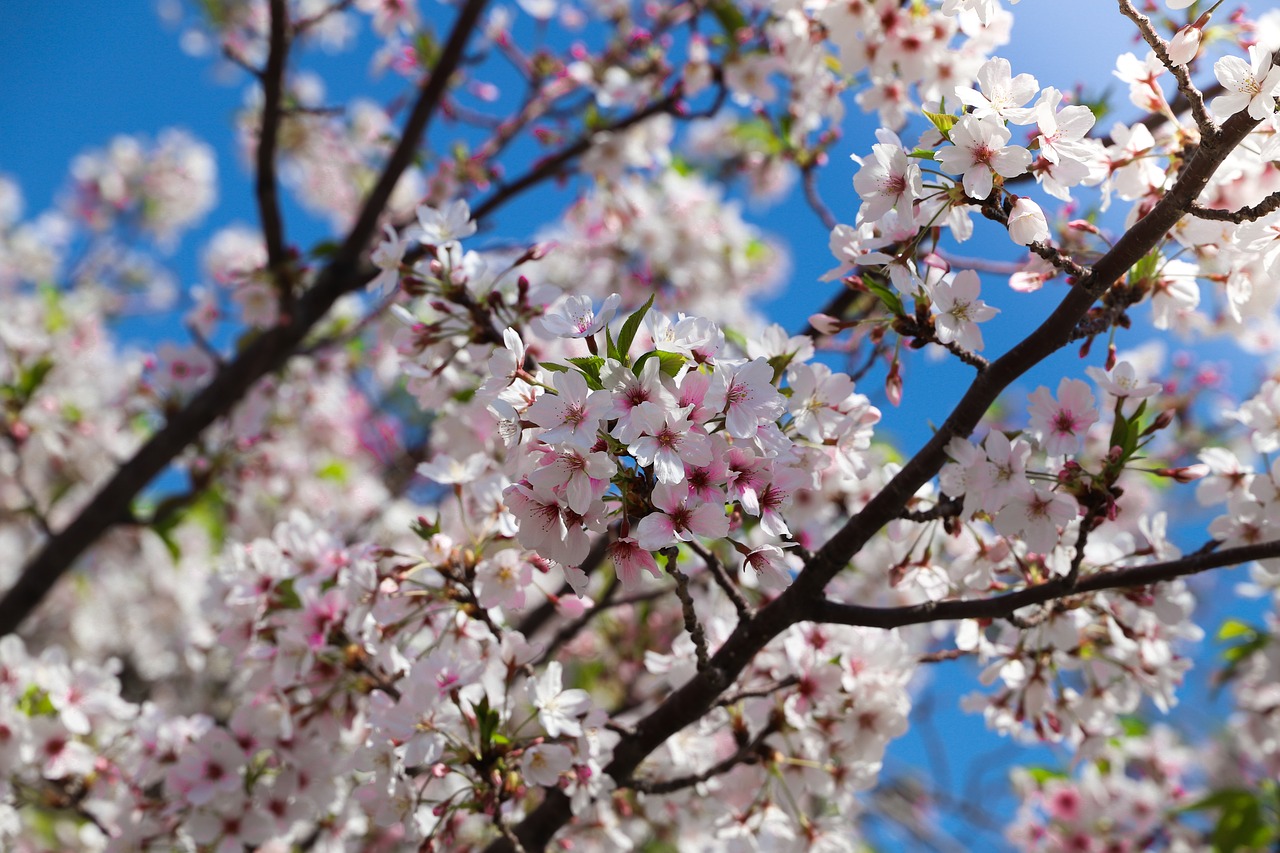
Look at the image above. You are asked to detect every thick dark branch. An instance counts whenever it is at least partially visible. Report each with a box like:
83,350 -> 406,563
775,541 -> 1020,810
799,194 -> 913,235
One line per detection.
0,0 -> 492,637
811,538 -> 1275,628
258,0 -> 290,283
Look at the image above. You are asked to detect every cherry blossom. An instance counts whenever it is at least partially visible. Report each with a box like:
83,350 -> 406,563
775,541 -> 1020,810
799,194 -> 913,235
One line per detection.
528,661 -> 592,738
852,129 -> 923,225
1027,378 -> 1099,456
535,293 -> 622,339
935,114 -> 1033,200
635,482 -> 731,551
525,369 -> 612,450
930,269 -> 999,351
1212,45 -> 1280,121
956,56 -> 1038,124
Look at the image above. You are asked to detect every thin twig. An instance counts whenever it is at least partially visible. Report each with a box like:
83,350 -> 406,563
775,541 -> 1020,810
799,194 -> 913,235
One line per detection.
666,550 -> 711,672
1188,190 -> 1280,223
714,675 -> 799,707
802,164 -> 838,230
1116,0 -> 1215,137
688,540 -> 750,619
625,718 -> 779,794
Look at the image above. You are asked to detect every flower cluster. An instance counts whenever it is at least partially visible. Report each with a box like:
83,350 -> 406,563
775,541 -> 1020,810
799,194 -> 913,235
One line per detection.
67,129 -> 216,249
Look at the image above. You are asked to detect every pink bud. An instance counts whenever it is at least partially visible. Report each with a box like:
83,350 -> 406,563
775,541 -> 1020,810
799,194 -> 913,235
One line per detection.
1168,25 -> 1201,65
808,313 -> 843,335
1155,464 -> 1209,483
885,362 -> 903,407
921,252 -> 950,272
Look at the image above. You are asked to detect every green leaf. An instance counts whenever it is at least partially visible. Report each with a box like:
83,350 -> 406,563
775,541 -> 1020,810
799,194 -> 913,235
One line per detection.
17,684 -> 57,718
474,695 -> 502,753
274,577 -> 303,611
1218,619 -> 1260,641
866,280 -> 905,316
1123,417 -> 1142,457
540,361 -> 570,373
310,239 -> 341,259
39,283 -> 67,333
722,327 -> 748,352
1179,789 -> 1276,853
1022,766 -> 1068,785
317,459 -> 349,483
567,356 -> 606,389
605,325 -> 619,363
767,352 -> 796,384
411,515 -> 441,540
4,356 -> 55,405
615,294 -> 655,366
908,148 -> 937,160
730,118 -> 784,156
1108,410 -> 1129,455
922,108 -> 958,140
633,350 -> 686,379
1128,247 -> 1162,288
708,0 -> 747,38
1118,716 -> 1148,737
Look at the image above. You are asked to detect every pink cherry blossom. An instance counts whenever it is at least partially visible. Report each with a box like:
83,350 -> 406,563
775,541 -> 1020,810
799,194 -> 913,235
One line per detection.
705,358 -> 786,440
935,114 -> 1033,200
1027,378 -> 1099,456
627,402 -> 712,484
929,269 -> 998,351
635,482 -> 730,551
609,537 -> 663,590
994,484 -> 1078,554
526,369 -> 612,449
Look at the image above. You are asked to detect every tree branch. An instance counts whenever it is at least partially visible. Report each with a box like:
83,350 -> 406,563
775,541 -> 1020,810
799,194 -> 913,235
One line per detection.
624,717 -> 779,795
257,0 -> 290,281
811,538 -> 1276,628
1189,190 -> 1280,223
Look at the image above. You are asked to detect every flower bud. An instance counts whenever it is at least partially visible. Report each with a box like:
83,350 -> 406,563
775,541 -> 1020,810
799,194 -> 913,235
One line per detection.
885,360 -> 903,407
1007,197 -> 1050,246
808,313 -> 843,335
1168,25 -> 1201,65
1154,464 -> 1209,483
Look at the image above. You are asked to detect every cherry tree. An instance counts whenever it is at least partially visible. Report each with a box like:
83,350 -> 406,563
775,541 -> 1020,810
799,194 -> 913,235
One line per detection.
2,0 -> 1280,849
